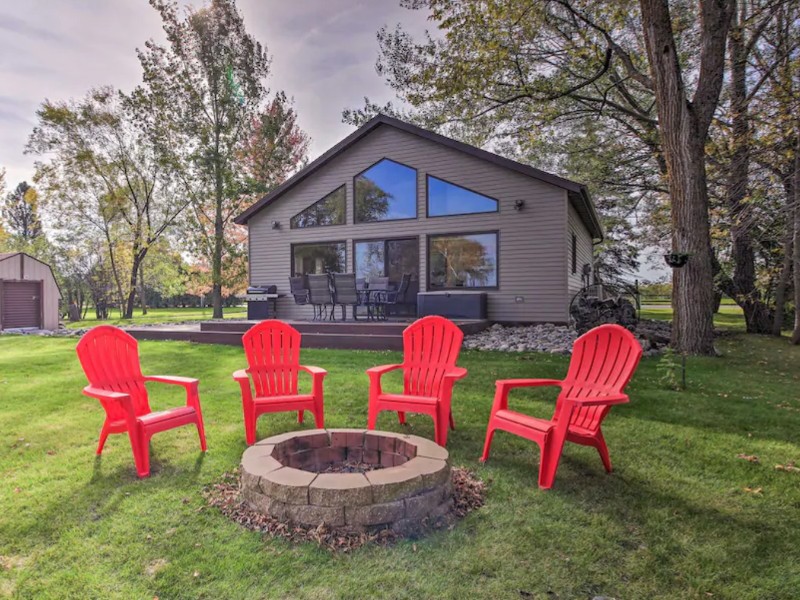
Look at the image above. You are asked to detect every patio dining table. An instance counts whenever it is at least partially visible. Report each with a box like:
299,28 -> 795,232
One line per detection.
356,285 -> 395,321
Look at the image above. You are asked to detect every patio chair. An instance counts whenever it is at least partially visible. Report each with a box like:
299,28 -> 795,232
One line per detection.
366,276 -> 391,320
76,325 -> 207,478
374,273 -> 412,316
306,273 -> 334,320
331,273 -> 361,321
480,324 -> 643,489
233,320 -> 327,445
367,316 -> 467,446
289,276 -> 310,307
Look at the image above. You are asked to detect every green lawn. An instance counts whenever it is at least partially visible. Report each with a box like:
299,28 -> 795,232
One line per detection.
1,332 -> 799,599
65,306 -> 247,329
641,305 -> 746,331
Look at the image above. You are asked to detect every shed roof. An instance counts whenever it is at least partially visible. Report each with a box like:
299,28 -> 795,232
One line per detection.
234,114 -> 604,239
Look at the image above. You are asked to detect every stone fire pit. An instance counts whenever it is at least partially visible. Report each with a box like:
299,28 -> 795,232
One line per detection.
240,429 -> 452,533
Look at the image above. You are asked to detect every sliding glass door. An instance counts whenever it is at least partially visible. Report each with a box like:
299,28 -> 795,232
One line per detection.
354,237 -> 419,316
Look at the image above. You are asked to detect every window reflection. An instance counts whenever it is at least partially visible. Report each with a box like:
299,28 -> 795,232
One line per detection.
290,185 -> 346,229
427,176 -> 498,217
355,159 -> 417,222
292,242 -> 346,275
429,232 -> 498,289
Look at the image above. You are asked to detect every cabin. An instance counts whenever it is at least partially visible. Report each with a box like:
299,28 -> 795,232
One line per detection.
0,252 -> 62,330
234,114 -> 602,324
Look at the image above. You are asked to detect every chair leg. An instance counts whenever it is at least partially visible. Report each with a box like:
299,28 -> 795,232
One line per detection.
538,434 -> 567,490
367,400 -> 379,430
96,422 -> 111,455
434,407 -> 449,447
480,425 -> 496,462
129,428 -> 150,478
195,413 -> 208,452
244,406 -> 257,446
595,431 -> 612,473
397,411 -> 406,425
298,410 -> 304,424
313,406 -> 324,428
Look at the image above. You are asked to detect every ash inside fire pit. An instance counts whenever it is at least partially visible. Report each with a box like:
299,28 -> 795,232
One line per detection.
240,429 -> 453,534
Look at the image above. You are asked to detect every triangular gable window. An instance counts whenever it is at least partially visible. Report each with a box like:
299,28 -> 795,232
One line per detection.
290,185 -> 346,229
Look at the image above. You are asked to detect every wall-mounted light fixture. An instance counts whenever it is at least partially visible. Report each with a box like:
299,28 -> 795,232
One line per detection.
514,199 -> 525,211
271,220 -> 281,230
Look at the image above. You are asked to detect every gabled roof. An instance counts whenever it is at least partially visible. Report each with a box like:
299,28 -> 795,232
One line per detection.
234,114 -> 603,239
0,252 -> 20,261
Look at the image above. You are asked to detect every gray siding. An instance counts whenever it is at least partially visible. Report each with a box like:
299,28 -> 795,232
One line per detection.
248,124 -> 572,323
567,202 -> 594,297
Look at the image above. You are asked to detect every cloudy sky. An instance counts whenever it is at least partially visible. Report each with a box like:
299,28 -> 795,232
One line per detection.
0,0 -> 429,186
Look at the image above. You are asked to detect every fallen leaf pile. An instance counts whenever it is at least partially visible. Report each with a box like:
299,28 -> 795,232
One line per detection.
736,453 -> 759,463
203,466 -> 486,553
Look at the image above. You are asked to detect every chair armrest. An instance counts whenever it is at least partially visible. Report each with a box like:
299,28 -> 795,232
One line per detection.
564,393 -> 630,407
444,367 -> 468,381
232,369 -> 250,382
495,378 -> 564,390
144,375 -> 198,389
299,365 -> 328,376
82,385 -> 131,403
366,364 -> 403,377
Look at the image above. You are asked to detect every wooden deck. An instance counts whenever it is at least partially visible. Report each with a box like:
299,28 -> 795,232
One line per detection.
125,319 -> 490,351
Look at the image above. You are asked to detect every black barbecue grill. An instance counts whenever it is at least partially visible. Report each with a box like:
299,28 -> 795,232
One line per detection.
245,285 -> 278,320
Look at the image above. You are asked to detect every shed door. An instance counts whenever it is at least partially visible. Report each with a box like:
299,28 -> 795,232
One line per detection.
2,281 -> 42,329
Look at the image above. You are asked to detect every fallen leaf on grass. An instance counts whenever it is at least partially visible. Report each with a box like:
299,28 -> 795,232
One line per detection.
736,453 -> 759,463
144,559 -> 168,577
774,462 -> 800,473
743,487 -> 763,495
193,571 -> 200,578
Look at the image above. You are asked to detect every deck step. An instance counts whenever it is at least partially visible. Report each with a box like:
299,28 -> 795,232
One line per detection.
126,319 -> 489,350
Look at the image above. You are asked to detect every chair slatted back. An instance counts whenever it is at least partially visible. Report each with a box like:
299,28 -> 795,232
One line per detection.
332,273 -> 359,305
557,324 -> 642,432
401,316 -> 464,398
76,326 -> 151,420
289,276 -> 309,305
369,277 -> 390,291
242,320 -> 301,397
307,274 -> 333,305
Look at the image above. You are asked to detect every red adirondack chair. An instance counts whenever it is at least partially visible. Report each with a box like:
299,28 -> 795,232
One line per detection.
233,320 -> 327,445
367,316 -> 467,446
480,324 -> 642,489
76,325 -> 207,478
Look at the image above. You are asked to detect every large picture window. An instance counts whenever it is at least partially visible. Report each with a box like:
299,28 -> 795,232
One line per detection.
292,242 -> 346,276
427,176 -> 498,217
290,185 -> 346,229
428,232 -> 498,289
354,159 -> 417,223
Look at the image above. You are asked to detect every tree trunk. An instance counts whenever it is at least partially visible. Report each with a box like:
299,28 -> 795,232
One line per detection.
773,232 -> 792,336
212,163 -> 225,319
640,0 -> 733,354
139,261 -> 148,315
124,252 -> 144,319
791,135 -> 800,344
726,6 -> 772,334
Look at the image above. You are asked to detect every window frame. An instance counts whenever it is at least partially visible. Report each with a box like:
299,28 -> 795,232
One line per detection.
289,184 -> 346,230
353,157 -> 419,224
290,240 -> 347,277
425,174 -> 500,218
426,230 -> 500,291
571,232 -> 577,275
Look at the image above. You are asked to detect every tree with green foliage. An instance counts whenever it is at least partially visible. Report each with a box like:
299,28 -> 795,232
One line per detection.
346,0 -> 739,354
27,87 -> 189,319
135,0 -> 308,318
2,181 -> 43,243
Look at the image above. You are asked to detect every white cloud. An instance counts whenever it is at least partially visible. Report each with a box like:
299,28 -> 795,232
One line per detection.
0,0 -> 430,187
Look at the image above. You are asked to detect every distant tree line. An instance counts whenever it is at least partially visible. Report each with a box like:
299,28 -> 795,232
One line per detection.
0,0 -> 308,320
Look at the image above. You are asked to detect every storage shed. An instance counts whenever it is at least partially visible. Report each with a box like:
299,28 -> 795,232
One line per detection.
0,252 -> 61,330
